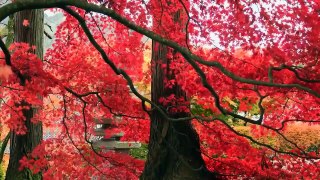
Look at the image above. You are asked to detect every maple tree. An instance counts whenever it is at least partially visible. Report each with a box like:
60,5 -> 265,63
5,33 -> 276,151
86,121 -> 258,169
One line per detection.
0,0 -> 320,179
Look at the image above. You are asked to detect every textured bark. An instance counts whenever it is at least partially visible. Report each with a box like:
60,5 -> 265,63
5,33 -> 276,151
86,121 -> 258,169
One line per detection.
5,8 -> 44,180
141,41 -> 217,180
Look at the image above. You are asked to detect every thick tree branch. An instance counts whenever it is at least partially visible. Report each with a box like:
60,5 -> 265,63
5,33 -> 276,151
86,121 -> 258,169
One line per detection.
63,6 -> 267,125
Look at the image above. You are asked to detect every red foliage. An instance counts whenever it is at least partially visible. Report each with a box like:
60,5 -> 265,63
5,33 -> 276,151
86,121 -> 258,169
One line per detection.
1,0 -> 320,179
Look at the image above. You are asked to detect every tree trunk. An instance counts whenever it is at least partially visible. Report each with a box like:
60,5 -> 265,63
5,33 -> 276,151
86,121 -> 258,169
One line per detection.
141,41 -> 217,179
5,8 -> 44,180
141,4 -> 217,179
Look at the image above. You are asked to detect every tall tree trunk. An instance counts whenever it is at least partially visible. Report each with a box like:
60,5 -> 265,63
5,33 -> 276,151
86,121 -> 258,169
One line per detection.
141,42 -> 217,180
141,3 -> 216,179
5,8 -> 44,180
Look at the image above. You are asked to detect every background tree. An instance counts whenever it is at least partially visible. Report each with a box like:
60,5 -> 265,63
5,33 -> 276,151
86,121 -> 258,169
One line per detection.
5,6 -> 44,180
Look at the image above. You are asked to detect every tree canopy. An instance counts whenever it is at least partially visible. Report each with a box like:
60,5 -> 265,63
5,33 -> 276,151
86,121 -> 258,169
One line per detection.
0,0 -> 320,179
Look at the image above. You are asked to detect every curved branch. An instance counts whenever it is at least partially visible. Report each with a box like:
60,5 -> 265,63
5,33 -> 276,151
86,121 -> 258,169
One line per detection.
64,6 -> 266,125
